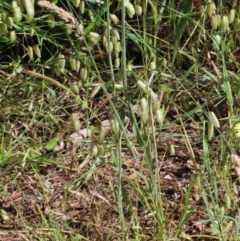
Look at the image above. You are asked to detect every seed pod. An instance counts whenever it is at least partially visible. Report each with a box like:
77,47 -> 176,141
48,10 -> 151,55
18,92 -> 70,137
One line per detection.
135,4 -> 142,16
13,6 -> 22,23
229,9 -> 235,24
48,14 -> 55,28
58,54 -> 66,73
0,209 -> 9,221
225,195 -> 231,210
88,10 -> 94,22
33,44 -> 41,58
150,61 -> 156,71
140,97 -> 149,111
7,17 -> 14,28
221,15 -> 229,32
219,206 -> 225,217
139,98 -> 149,124
211,15 -> 218,30
27,45 -> 33,60
90,84 -> 101,98
73,0 -> 80,7
112,29 -> 120,40
88,32 -> 100,45
155,108 -> 165,125
12,1 -> 18,9
114,41 -> 121,56
92,145 -> 98,157
9,30 -> 17,43
115,57 -> 120,68
76,24 -> 83,35
111,36 -> 118,45
137,80 -> 147,90
208,120 -> 214,140
80,67 -> 88,81
105,41 -> 113,53
208,111 -> 220,128
137,80 -> 157,100
207,2 -> 216,17
0,23 -> 8,35
71,113 -> 81,132
75,60 -> 81,73
126,2 -> 135,18
102,34 -> 107,46
110,14 -> 119,24
216,14 -> 221,26
79,1 -> 85,14
70,58 -> 76,71
70,82 -> 79,94
214,34 -> 221,45
22,0 -> 35,21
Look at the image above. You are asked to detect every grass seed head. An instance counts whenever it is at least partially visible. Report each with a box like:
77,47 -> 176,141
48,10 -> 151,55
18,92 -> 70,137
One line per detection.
208,111 -> 220,128
139,98 -> 149,124
110,14 -> 119,24
73,0 -> 80,8
221,15 -> 229,32
135,5 -> 142,16
126,2 -> 135,19
115,57 -> 120,68
112,29 -> 120,40
9,30 -> 17,43
70,58 -> 76,71
207,2 -> 216,17
229,9 -> 236,24
7,17 -> 14,28
13,6 -> 22,23
208,120 -> 214,140
92,145 -> 98,157
211,15 -> 219,30
88,32 -> 101,45
71,113 -> 81,132
155,108 -> 165,125
70,82 -> 79,94
22,0 -> 35,22
80,67 -> 88,81
33,44 -> 41,58
27,45 -> 34,60
79,1 -> 85,14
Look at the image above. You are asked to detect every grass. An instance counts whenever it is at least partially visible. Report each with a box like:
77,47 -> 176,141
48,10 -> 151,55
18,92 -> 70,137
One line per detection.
1,0 -> 240,240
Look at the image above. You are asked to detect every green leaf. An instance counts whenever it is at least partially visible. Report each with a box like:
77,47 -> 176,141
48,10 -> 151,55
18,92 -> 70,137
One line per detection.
45,137 -> 59,151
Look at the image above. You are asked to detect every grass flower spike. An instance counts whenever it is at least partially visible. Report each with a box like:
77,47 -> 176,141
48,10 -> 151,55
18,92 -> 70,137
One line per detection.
234,123 -> 240,137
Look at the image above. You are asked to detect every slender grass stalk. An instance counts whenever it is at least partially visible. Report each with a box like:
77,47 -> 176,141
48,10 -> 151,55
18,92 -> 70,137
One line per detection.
106,0 -> 115,96
121,0 -> 127,91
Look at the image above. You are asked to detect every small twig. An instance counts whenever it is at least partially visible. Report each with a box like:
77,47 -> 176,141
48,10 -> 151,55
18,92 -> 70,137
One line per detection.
21,69 -> 78,99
